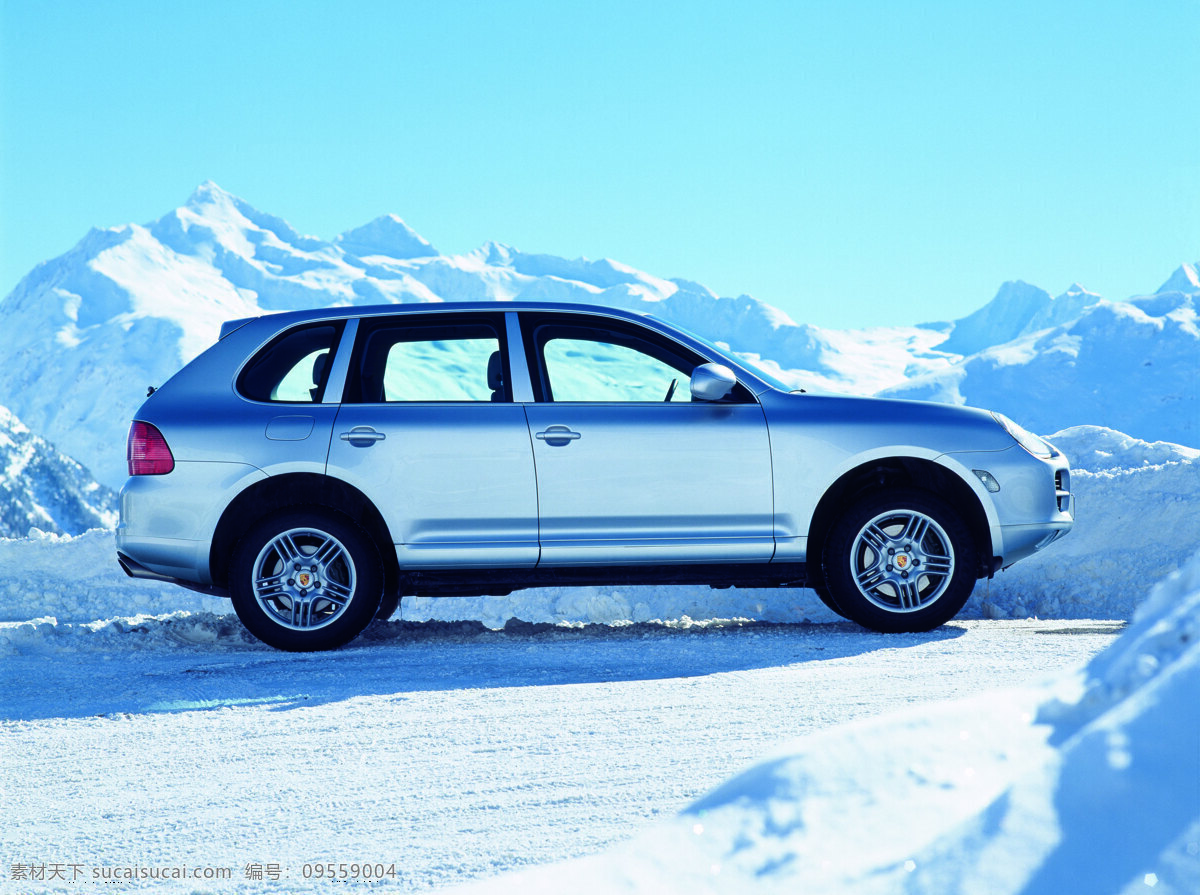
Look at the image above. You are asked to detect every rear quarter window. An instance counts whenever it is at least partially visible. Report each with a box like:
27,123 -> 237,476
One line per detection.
237,322 -> 345,403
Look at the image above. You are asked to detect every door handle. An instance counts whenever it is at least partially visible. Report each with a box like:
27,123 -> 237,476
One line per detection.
535,425 -> 581,447
339,426 -> 387,447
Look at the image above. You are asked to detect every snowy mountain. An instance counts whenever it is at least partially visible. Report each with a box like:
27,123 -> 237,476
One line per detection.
1156,260 -> 1200,294
0,405 -> 116,538
0,182 -> 943,485
936,280 -> 1103,356
333,213 -> 439,260
884,282 -> 1200,446
0,181 -> 1195,488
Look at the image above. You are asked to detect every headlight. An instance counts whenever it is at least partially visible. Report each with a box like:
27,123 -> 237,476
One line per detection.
992,412 -> 1053,458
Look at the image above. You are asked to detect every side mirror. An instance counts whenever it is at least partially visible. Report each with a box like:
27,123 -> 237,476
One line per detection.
690,363 -> 737,401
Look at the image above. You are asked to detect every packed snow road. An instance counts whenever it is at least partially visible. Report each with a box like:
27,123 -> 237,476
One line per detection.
2,618 -> 1121,893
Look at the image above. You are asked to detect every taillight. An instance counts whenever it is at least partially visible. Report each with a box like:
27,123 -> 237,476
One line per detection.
127,421 -> 175,476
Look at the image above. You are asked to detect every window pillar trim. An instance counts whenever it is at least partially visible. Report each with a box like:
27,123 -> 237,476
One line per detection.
321,318 -> 359,404
505,312 -> 535,403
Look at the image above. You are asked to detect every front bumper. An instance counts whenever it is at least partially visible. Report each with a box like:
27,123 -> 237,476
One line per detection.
942,443 -> 1075,571
998,519 -> 1073,568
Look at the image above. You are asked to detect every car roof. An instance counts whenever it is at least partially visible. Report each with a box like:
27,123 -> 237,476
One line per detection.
220,301 -> 654,340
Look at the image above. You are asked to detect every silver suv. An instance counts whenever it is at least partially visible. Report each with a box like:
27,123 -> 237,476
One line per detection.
117,302 -> 1073,650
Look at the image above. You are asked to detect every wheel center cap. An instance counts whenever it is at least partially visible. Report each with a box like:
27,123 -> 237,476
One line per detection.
894,553 -> 912,571
297,572 -> 313,588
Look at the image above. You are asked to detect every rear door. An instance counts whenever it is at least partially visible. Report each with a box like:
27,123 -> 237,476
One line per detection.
327,312 -> 539,569
519,312 -> 776,566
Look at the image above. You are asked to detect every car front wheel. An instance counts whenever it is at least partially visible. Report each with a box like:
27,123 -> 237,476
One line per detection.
823,490 -> 978,633
811,583 -> 846,619
230,509 -> 383,651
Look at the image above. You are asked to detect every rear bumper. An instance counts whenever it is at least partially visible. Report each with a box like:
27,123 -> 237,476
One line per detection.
116,550 -> 229,597
117,460 -> 266,584
114,527 -> 210,580
116,551 -> 178,583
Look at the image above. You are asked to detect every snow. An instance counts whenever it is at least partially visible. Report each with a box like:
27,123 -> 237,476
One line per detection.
450,550 -> 1200,895
975,427 -> 1200,621
0,406 -> 116,538
1044,425 -> 1199,472
335,213 -> 440,260
0,530 -> 227,639
4,539 -> 1192,892
1,616 -> 1124,893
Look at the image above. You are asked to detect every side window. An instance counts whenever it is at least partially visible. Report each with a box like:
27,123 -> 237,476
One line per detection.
237,322 -> 344,403
347,320 -> 505,403
534,322 -> 696,403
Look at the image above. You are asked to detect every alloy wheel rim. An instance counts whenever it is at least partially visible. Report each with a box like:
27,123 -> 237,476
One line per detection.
251,528 -> 356,631
849,509 -> 954,613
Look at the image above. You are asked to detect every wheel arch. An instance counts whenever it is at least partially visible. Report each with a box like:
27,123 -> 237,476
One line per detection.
209,473 -> 399,597
806,456 -> 994,587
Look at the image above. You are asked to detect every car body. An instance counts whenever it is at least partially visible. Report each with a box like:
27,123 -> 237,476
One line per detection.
117,302 -> 1074,650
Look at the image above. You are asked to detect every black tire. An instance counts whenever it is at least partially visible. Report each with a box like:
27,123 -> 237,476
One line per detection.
811,583 -> 847,618
823,489 -> 977,633
230,509 -> 383,651
374,590 -> 401,621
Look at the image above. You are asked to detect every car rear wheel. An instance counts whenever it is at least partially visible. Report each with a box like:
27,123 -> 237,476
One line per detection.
823,490 -> 977,633
230,509 -> 383,651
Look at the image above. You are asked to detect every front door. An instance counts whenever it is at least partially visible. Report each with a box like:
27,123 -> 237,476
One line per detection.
519,313 -> 775,566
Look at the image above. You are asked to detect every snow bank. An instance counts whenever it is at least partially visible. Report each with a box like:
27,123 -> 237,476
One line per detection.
0,529 -> 226,625
0,532 -> 840,655
1047,424 -> 1199,471
400,584 -> 837,632
0,611 -> 259,657
976,429 -> 1200,620
898,548 -> 1200,894
457,550 -> 1200,894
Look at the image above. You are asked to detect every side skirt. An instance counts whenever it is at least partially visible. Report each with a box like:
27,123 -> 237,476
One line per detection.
400,562 -> 808,598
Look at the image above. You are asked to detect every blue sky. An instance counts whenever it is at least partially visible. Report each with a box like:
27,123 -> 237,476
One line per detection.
1,0 -> 1196,328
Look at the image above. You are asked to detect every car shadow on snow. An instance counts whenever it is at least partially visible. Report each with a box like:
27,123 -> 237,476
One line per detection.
1,614 -> 969,721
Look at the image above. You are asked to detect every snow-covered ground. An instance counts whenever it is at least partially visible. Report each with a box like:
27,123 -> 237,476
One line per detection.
459,549 -> 1200,895
2,616 -> 1124,893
